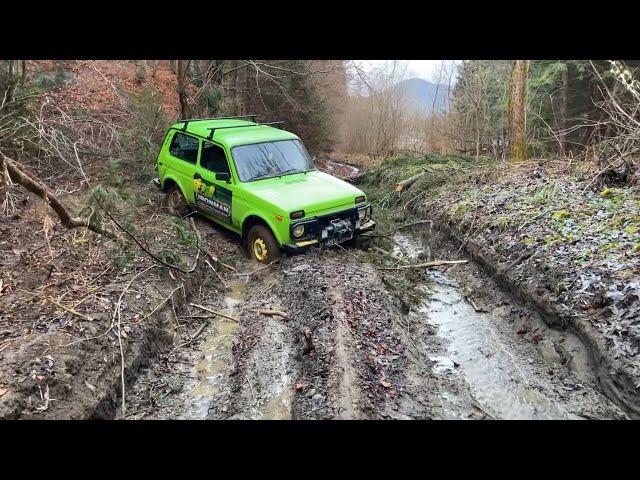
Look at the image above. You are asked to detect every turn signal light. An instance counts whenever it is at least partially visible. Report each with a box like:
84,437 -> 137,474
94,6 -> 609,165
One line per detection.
290,210 -> 305,219
355,195 -> 366,204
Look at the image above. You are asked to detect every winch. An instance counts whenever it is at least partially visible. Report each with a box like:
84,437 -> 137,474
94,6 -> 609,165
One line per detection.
321,218 -> 353,245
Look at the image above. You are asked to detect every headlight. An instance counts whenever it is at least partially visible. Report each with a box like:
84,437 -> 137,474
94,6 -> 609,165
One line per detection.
358,208 -> 366,220
292,224 -> 305,238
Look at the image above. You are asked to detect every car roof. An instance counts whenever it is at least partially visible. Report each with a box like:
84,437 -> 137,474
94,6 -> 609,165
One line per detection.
170,119 -> 299,148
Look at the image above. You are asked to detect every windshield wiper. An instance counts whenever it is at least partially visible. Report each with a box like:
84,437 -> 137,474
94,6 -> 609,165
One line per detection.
277,168 -> 299,176
248,168 -> 302,182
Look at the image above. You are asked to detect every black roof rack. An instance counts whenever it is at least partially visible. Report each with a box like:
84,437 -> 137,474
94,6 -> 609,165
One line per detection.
180,114 -> 258,131
206,121 -> 285,139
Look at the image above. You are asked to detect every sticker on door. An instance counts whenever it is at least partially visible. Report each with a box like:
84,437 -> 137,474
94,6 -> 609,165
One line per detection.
193,177 -> 231,221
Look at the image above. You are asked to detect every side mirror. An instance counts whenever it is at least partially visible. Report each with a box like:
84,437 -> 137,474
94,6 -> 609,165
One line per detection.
216,172 -> 231,183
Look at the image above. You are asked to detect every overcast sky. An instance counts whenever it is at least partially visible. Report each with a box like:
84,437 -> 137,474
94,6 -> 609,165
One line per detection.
354,60 -> 460,83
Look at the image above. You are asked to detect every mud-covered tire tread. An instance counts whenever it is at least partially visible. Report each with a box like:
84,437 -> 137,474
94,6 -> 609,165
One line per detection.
162,184 -> 191,218
247,224 -> 281,264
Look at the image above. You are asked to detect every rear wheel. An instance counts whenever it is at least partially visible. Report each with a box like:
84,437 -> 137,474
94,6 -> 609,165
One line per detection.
247,224 -> 281,264
162,184 -> 191,218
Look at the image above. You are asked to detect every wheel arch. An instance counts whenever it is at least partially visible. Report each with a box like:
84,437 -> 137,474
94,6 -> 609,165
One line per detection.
241,214 -> 284,246
161,175 -> 189,199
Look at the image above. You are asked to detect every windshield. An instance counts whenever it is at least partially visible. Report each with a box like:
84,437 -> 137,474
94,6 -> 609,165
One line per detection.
232,139 -> 315,182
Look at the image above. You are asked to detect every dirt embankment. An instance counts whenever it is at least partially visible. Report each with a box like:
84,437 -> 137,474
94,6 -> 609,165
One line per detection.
359,155 -> 640,417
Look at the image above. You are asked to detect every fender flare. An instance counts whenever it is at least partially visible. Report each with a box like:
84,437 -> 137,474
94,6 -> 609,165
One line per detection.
241,213 -> 285,246
162,175 -> 191,203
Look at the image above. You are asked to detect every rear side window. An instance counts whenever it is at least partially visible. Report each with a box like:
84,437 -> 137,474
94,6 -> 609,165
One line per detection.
169,132 -> 199,164
200,142 -> 231,175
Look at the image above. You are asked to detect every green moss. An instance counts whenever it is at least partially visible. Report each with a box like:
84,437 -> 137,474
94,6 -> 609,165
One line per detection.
552,209 -> 571,219
448,201 -> 473,219
532,185 -> 552,204
624,225 -> 639,235
601,242 -> 621,252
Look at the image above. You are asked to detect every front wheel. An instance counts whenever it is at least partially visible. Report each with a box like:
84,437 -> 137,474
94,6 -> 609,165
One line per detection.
247,224 -> 281,264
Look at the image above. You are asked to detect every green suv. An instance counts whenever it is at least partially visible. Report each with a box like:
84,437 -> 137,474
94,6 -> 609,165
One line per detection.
153,116 -> 375,263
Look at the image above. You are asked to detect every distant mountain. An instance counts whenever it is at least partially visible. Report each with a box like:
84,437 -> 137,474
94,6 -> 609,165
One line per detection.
393,78 -> 450,115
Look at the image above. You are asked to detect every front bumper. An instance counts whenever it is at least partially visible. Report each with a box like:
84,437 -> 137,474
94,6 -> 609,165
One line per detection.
282,219 -> 376,254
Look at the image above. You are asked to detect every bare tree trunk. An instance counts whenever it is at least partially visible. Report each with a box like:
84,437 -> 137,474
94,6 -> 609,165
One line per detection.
475,111 -> 481,159
558,61 -> 569,156
177,60 -> 190,120
508,60 -> 529,162
136,60 -> 147,84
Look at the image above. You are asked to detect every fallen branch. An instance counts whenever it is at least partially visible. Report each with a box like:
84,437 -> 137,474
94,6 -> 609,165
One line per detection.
47,297 -> 92,321
105,211 -> 199,274
236,258 -> 280,276
372,246 -> 410,265
137,284 -> 184,323
189,303 -> 239,322
395,171 -> 426,193
205,259 -> 226,287
259,309 -> 290,320
1,153 -> 117,239
167,320 -> 209,359
464,295 -> 488,313
378,259 -> 467,271
205,249 -> 237,272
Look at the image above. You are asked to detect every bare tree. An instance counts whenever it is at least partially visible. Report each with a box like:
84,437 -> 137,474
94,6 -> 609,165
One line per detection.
343,61 -> 409,157
177,60 -> 190,119
508,60 -> 529,162
136,60 -> 147,84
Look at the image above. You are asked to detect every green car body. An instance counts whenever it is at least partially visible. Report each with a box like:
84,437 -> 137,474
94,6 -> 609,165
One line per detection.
154,117 -> 375,261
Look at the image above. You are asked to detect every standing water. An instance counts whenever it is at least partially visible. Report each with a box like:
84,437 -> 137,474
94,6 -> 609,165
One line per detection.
393,230 -> 610,419
186,279 -> 246,418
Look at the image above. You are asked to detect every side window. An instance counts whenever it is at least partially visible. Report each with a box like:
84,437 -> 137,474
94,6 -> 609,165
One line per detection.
169,132 -> 199,164
200,142 -> 230,175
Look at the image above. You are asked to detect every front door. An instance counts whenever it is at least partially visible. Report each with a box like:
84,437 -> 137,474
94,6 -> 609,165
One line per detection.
193,140 -> 234,226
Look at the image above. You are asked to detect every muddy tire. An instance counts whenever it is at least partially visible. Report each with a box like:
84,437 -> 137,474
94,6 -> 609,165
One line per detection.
247,224 -> 281,264
162,185 -> 191,218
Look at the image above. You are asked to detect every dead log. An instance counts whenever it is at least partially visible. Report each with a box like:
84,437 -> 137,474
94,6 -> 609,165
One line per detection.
378,259 -> 468,271
0,153 -> 117,239
189,303 -> 239,322
395,171 -> 426,193
259,309 -> 290,320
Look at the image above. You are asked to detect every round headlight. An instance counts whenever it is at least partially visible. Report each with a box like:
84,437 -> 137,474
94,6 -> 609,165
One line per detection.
292,224 -> 305,238
358,208 -> 366,220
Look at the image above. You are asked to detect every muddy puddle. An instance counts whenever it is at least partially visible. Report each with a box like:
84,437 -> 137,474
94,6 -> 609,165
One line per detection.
187,279 -> 246,418
393,231 -> 624,420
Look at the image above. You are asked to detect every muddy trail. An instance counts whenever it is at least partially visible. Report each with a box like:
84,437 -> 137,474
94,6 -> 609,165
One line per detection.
125,220 -> 625,420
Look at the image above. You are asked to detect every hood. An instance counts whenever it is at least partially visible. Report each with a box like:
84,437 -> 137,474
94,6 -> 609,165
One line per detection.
241,170 -> 364,215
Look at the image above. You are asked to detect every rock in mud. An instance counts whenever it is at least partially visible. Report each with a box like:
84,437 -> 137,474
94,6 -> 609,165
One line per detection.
537,340 -> 563,365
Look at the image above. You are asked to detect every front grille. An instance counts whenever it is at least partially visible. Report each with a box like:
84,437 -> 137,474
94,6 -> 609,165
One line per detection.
291,207 -> 359,243
316,207 -> 358,229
